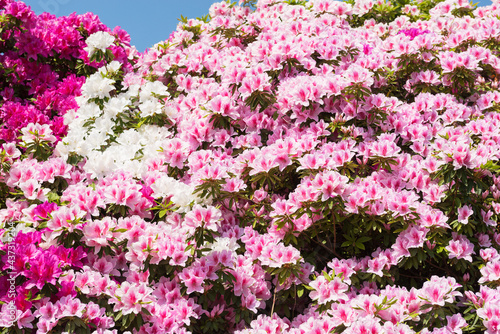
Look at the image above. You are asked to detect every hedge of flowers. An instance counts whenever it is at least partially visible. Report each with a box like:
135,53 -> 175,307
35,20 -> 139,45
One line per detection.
2,0 -> 500,332
0,0 -> 134,223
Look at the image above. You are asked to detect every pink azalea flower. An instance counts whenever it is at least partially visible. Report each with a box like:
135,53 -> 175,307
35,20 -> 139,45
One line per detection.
20,123 -> 57,144
36,301 -> 58,322
33,201 -> 58,221
479,259 -> 500,284
178,266 -> 207,294
82,217 -> 117,252
184,205 -> 222,231
111,282 -> 154,315
343,316 -> 383,334
56,296 -> 86,319
25,253 -> 62,290
446,233 -> 475,262
259,243 -> 302,268
419,276 -> 462,307
366,256 -> 389,277
446,314 -> 467,334
457,205 -> 473,224
14,309 -> 35,330
309,276 -> 349,304
222,178 -> 247,192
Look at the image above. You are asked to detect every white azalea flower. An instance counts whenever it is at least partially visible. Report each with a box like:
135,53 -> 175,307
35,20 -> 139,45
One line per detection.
84,31 -> 115,57
104,60 -> 122,74
84,128 -> 107,149
139,99 -> 163,117
77,101 -> 102,120
209,237 -> 239,253
81,72 -> 115,100
150,175 -> 199,211
84,151 -> 117,179
139,81 -> 169,101
104,96 -> 130,118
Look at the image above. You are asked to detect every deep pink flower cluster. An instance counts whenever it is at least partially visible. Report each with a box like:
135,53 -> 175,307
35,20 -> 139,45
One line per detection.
0,231 -> 87,328
398,28 -> 430,41
2,0 -> 500,333
0,0 -> 133,143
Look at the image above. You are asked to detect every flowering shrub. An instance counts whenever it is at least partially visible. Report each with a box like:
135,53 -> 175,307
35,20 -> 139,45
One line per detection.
2,0 -> 500,333
0,0 -> 134,144
0,0 -> 134,211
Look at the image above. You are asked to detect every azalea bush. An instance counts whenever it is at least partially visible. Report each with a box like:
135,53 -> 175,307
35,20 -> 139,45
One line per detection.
0,0 -> 135,209
1,0 -> 500,332
0,0 -> 134,143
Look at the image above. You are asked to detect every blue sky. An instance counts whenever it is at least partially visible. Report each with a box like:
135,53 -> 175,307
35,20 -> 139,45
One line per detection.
24,0 -> 493,52
24,0 -> 222,51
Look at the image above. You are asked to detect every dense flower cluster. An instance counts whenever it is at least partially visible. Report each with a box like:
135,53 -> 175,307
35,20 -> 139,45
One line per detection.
2,0 -> 500,333
0,0 -> 134,144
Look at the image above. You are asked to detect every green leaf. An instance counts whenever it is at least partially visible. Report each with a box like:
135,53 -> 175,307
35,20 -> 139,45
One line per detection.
114,311 -> 123,322
358,236 -> 371,243
297,286 -> 304,298
136,314 -> 143,328
341,241 -> 351,248
73,318 -> 87,328
355,241 -> 365,250
141,307 -> 152,316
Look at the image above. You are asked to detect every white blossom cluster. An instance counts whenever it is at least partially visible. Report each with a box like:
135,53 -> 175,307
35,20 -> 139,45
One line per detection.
83,31 -> 115,57
55,62 -> 199,210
